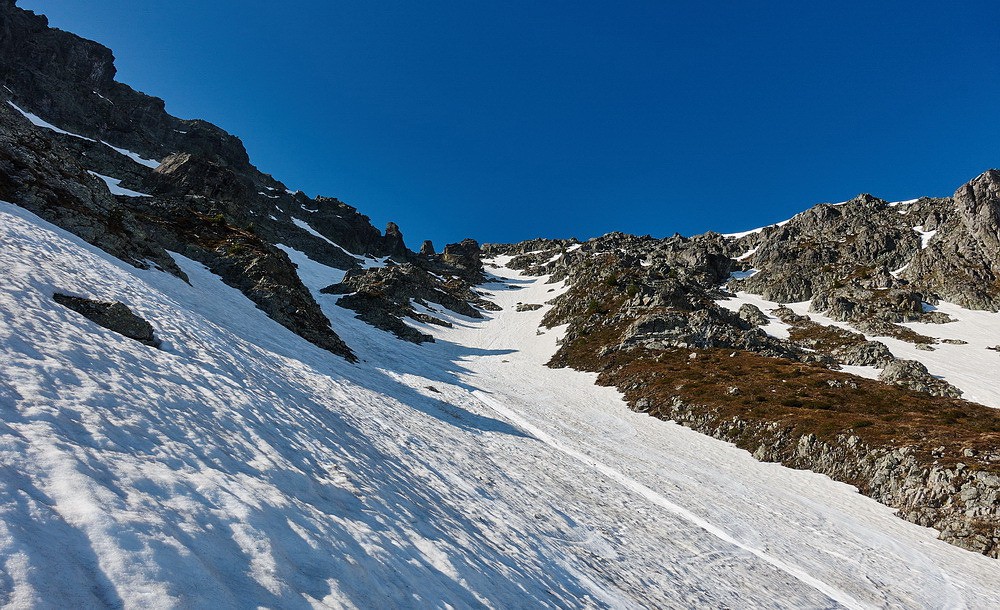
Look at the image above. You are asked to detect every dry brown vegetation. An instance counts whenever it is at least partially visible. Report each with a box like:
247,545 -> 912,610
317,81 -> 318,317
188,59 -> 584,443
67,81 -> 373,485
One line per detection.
552,319 -> 1000,472
786,321 -> 866,351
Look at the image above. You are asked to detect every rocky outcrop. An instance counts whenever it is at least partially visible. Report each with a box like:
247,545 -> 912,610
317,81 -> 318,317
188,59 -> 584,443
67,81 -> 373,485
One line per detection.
830,340 -> 895,368
440,238 -> 486,283
322,260 -> 496,343
734,195 -> 920,303
53,293 -> 160,347
737,303 -> 769,326
130,200 -> 355,359
879,359 -> 963,398
482,237 -> 579,259
728,173 -> 1000,316
0,0 -> 430,360
0,98 -> 182,277
620,307 -> 797,359
955,169 -> 1000,258
382,222 -> 408,258
496,184 -> 1000,558
904,170 -> 1000,311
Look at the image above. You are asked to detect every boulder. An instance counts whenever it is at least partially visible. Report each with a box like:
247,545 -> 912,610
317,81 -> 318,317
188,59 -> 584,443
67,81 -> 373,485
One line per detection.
879,359 -> 962,398
53,293 -> 160,347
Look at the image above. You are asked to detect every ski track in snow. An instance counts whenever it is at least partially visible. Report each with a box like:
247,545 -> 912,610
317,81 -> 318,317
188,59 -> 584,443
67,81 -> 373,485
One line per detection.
1,201 -> 999,608
470,391 -> 864,610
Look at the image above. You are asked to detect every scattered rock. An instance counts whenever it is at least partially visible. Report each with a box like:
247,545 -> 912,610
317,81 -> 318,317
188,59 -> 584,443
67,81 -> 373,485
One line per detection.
53,293 -> 160,347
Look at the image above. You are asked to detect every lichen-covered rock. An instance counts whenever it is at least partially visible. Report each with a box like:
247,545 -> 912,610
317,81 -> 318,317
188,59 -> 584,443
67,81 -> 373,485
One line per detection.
619,307 -> 796,359
903,170 -> 1000,311
879,359 -> 962,398
440,238 -> 486,283
830,340 -> 894,368
737,303 -> 769,326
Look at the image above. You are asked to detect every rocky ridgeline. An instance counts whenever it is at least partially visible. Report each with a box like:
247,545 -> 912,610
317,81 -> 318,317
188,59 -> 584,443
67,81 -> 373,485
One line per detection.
4,0 -> 1000,558
0,1 -> 495,358
492,171 -> 1000,556
734,177 -> 1000,318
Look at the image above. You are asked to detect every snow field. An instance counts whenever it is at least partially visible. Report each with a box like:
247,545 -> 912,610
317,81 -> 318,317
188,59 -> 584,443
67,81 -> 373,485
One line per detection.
1,202 -> 1000,607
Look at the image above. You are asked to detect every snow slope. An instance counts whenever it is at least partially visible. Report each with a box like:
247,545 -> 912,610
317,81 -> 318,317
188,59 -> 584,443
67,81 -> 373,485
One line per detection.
2,201 -> 1000,608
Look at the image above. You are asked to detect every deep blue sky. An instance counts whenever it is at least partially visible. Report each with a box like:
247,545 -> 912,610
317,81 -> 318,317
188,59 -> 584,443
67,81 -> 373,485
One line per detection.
19,1 -> 1000,247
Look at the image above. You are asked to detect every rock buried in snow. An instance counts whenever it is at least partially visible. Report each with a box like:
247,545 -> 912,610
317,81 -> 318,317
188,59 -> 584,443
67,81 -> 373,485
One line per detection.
516,303 -> 543,312
53,293 -> 161,347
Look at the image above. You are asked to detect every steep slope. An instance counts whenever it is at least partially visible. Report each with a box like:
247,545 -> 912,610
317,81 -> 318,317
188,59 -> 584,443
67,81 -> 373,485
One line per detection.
0,1 -> 503,363
0,1 -> 463,361
3,202 -> 1000,607
4,0 -> 1000,604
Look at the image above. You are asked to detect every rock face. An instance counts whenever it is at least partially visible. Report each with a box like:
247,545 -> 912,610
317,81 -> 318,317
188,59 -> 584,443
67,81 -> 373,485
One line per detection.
382,222 -> 408,258
0,1 -> 446,360
53,293 -> 160,347
0,97 -> 182,277
737,303 -> 769,326
905,170 -> 1000,311
730,173 -> 1000,314
955,169 -> 1000,257
441,238 -> 487,283
0,0 -> 500,358
620,308 -> 796,359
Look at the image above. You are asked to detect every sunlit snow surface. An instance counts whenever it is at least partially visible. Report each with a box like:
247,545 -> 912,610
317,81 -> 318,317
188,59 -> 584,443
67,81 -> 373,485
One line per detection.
1,201 -> 1000,608
100,142 -> 161,169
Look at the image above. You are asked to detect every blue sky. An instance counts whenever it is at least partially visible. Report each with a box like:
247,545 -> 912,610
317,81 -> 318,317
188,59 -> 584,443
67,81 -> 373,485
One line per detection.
20,1 -> 1000,248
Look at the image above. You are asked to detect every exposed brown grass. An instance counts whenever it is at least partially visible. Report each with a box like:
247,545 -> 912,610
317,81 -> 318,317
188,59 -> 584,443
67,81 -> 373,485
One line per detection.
553,320 -> 1000,471
787,321 -> 866,351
